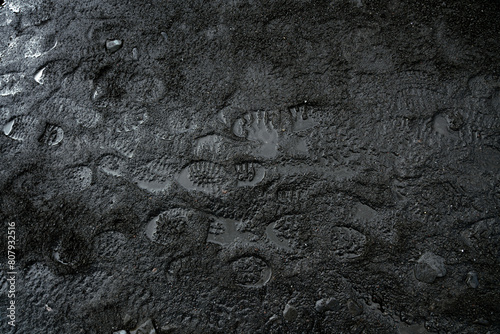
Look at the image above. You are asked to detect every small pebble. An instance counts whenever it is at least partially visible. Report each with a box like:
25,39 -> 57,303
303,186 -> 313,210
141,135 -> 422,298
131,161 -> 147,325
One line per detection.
414,252 -> 446,283
106,39 -> 123,53
283,303 -> 298,321
315,297 -> 339,313
113,331 -> 127,334
347,299 -> 363,316
130,319 -> 156,334
466,271 -> 479,289
269,314 -> 279,322
475,318 -> 489,326
161,324 -> 179,333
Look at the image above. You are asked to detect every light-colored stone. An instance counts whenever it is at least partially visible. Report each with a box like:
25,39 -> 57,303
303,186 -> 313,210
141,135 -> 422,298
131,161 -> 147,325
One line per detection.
106,39 -> 123,53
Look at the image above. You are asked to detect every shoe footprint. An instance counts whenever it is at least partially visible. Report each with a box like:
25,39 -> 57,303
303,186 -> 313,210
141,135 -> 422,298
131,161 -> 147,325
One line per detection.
231,106 -> 317,159
207,216 -> 257,246
97,154 -> 129,178
287,104 -> 317,133
3,115 -> 39,141
205,216 -> 272,288
145,208 -> 208,256
229,255 -> 272,288
131,157 -> 176,193
3,115 -> 64,146
265,215 -> 311,252
177,161 -> 229,194
39,124 -> 64,146
176,161 -> 266,194
232,110 -> 279,159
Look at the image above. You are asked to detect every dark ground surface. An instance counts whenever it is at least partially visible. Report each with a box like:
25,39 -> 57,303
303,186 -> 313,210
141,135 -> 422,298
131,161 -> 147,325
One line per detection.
1,0 -> 500,333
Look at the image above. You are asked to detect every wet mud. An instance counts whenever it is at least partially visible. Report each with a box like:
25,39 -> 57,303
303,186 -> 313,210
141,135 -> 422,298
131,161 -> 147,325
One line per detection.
1,0 -> 500,333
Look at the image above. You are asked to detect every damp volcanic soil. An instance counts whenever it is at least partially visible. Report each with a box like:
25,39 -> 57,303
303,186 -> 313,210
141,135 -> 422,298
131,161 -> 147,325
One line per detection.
1,0 -> 500,333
